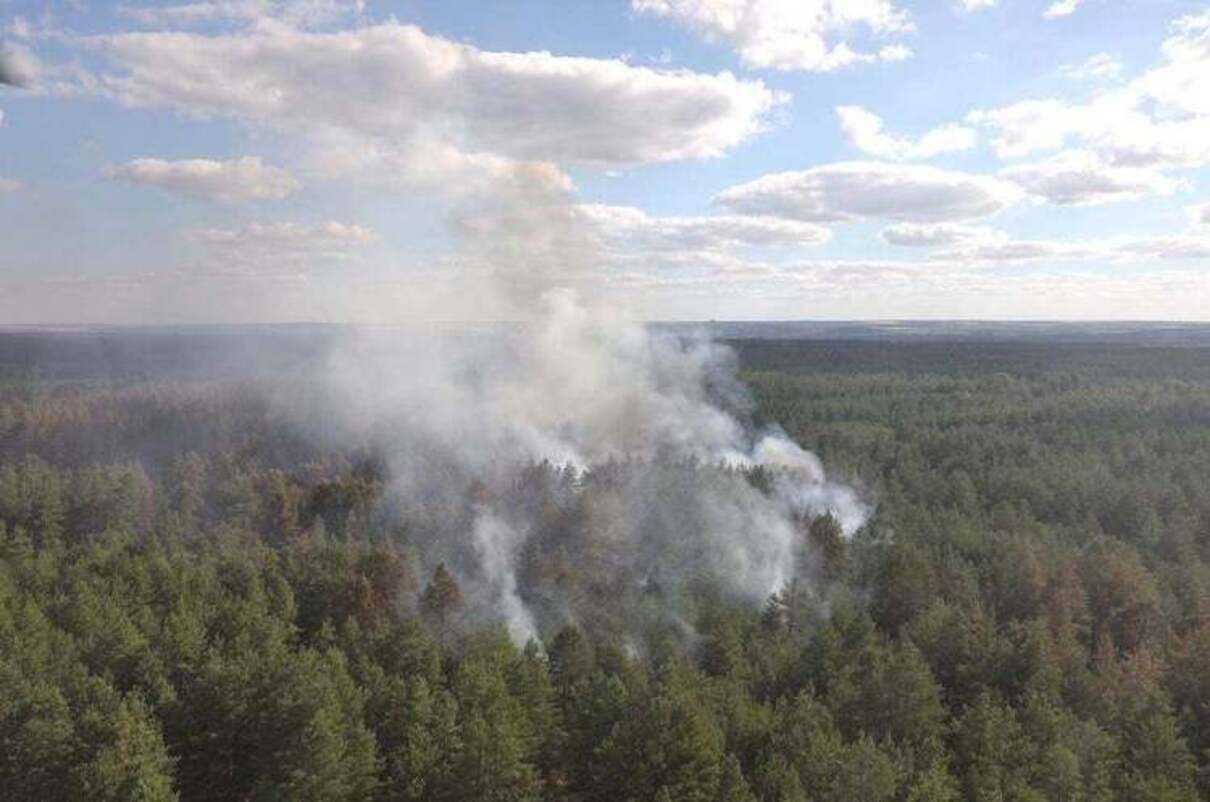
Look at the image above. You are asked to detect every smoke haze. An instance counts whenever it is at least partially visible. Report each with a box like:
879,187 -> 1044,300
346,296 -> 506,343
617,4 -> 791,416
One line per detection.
310,162 -> 871,644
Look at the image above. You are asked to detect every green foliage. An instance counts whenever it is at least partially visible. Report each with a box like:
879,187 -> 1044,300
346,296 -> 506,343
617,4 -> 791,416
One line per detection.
3,337 -> 1210,799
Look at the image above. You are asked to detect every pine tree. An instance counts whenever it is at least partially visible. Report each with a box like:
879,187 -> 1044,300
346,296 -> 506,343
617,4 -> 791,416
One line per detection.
73,697 -> 178,802
807,513 -> 846,581
448,654 -> 541,802
592,689 -> 723,802
422,564 -> 464,642
716,753 -> 757,802
548,625 -> 594,695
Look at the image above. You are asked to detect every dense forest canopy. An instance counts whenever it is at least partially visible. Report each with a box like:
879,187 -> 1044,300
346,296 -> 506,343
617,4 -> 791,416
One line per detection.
3,326 -> 1210,801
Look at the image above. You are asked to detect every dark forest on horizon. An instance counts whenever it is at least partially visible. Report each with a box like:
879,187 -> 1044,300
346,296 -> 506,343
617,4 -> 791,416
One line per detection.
4,327 -> 1210,801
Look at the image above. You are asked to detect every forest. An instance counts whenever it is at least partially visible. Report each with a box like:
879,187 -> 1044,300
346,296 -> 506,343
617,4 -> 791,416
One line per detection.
3,328 -> 1210,801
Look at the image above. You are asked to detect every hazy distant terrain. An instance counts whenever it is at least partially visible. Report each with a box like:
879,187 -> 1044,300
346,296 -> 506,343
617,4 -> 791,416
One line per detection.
7,321 -> 1210,383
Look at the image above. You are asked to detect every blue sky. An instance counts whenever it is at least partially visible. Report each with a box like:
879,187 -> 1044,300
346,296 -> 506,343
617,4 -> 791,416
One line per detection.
0,0 -> 1208,323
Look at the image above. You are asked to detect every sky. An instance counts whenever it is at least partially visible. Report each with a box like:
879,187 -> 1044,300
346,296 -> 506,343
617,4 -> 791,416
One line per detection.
0,0 -> 1209,323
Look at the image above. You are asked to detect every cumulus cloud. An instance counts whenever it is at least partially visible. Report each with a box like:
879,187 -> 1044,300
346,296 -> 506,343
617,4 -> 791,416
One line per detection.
970,13 -> 1210,170
107,156 -> 302,203
715,161 -> 1022,224
880,222 -> 1005,247
967,99 -> 1084,159
878,44 -> 913,62
82,21 -> 783,173
631,0 -> 914,72
1138,11 -> 1210,117
970,94 -> 1210,168
1043,0 -> 1083,19
1190,202 -> 1210,226
836,105 -> 976,161
1002,150 -> 1185,205
72,13 -> 787,288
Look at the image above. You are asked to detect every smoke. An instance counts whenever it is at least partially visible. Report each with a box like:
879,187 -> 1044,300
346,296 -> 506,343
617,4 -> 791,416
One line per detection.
308,158 -> 869,645
0,4 -> 861,644
751,432 -> 870,534
471,509 -> 540,645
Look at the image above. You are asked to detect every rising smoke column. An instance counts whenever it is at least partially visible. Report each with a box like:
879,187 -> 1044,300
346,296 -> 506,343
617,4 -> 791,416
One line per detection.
318,160 -> 869,644
471,508 -> 540,645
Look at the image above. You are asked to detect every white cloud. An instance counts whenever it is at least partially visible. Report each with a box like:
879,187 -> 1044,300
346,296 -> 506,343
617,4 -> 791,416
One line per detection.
1137,11 -> 1210,117
878,44 -> 913,62
881,222 -> 1005,247
0,176 -> 21,193
715,161 -> 1023,223
1043,0 -> 1083,19
631,0 -> 914,72
970,13 -> 1210,170
84,21 -> 783,172
9,248 -> 1210,324
119,1 -> 271,25
881,222 -> 1210,264
1003,150 -> 1185,205
76,14 -> 786,282
119,1 -> 365,28
445,200 -> 832,293
107,156 -> 302,203
189,220 -> 377,270
938,239 -> 1101,262
577,204 -> 831,252
927,232 -> 1210,264
966,99 -> 1083,159
193,219 -> 376,247
971,93 -> 1210,169
1060,52 -> 1122,81
1100,115 -> 1210,169
836,105 -> 976,161
1115,236 -> 1210,260
957,0 -> 997,12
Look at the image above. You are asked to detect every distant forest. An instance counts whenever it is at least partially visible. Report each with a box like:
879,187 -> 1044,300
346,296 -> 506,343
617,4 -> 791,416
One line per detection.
3,328 -> 1210,801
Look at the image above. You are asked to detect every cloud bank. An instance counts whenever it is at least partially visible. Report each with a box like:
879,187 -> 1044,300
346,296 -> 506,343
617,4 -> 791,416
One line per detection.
632,0 -> 914,71
716,161 -> 1022,223
83,20 -> 784,180
837,106 -> 976,161
107,156 -> 301,203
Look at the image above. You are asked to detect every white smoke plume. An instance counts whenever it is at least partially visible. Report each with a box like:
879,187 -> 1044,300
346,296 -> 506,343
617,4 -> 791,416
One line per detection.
472,509 -> 540,646
310,160 -> 869,645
